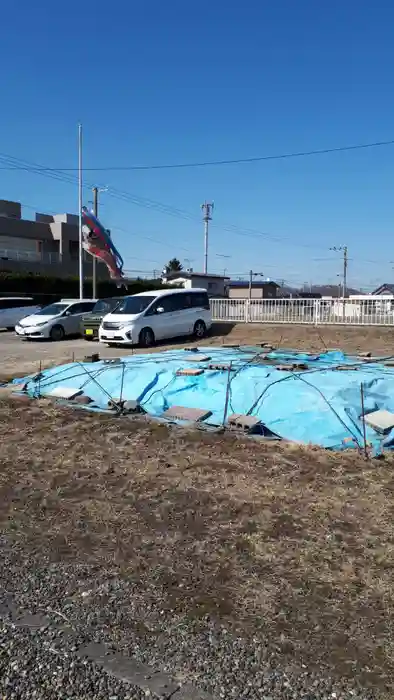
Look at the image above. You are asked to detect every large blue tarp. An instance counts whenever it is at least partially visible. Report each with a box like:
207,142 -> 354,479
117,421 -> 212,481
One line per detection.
16,347 -> 394,452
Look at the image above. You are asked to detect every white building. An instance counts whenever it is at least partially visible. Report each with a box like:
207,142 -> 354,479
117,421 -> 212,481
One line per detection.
162,271 -> 229,296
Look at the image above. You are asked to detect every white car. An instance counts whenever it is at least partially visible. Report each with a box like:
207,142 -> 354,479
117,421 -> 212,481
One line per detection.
15,299 -> 97,341
0,297 -> 41,330
99,288 -> 212,346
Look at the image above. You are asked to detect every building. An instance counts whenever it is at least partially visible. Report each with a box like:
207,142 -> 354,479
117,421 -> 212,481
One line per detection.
227,280 -> 279,299
162,271 -> 229,296
372,283 -> 394,297
0,199 -> 107,278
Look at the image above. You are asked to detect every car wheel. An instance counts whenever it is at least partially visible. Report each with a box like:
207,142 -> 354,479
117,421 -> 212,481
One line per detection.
193,320 -> 206,339
50,324 -> 65,342
139,327 -> 155,347
6,327 -> 14,332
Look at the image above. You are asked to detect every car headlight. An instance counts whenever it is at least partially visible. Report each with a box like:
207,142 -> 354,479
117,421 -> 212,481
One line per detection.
34,321 -> 48,327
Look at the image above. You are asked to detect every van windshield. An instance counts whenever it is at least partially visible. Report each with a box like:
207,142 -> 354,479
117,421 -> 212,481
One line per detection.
93,298 -> 121,314
115,296 -> 157,315
36,303 -> 68,316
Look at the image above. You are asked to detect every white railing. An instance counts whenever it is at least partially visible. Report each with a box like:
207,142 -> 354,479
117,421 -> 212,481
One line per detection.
210,297 -> 394,326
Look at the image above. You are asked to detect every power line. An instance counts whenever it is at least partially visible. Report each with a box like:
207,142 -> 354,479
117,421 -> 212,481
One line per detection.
1,151 -> 392,262
0,138 -> 393,171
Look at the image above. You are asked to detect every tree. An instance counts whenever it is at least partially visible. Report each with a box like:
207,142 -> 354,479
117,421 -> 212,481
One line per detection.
164,258 -> 183,274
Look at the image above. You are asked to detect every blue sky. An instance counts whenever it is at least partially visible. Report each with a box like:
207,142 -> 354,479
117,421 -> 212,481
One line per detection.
1,0 -> 394,289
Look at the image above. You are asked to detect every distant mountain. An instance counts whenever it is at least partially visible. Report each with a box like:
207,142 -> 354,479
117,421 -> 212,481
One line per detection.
278,284 -> 362,298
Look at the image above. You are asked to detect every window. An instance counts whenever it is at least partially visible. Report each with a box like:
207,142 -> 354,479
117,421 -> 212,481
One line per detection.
35,303 -> 69,316
68,302 -> 96,315
168,293 -> 193,311
191,292 -> 210,310
147,295 -> 177,315
117,295 -> 157,315
92,298 -> 122,314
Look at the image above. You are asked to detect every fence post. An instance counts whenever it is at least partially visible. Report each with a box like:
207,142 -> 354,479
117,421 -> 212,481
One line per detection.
313,299 -> 320,325
245,300 -> 249,323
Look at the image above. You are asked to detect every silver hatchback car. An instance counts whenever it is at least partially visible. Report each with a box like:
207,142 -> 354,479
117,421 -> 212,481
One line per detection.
15,299 -> 97,341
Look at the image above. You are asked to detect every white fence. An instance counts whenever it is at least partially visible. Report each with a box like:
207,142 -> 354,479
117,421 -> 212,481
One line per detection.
210,297 -> 394,326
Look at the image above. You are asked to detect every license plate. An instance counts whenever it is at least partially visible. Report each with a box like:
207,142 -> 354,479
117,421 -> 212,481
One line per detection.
85,329 -> 94,336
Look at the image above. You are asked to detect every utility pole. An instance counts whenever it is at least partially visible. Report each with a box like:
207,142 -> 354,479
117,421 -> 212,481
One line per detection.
248,270 -> 264,321
78,124 -> 83,300
248,270 -> 264,301
92,186 -> 98,299
201,201 -> 214,274
330,245 -> 348,318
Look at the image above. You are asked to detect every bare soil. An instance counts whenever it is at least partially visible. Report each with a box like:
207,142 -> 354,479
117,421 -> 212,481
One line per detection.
1,398 -> 394,695
1,323 -> 394,696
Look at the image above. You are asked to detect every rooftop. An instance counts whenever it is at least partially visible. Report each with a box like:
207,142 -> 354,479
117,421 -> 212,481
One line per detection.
228,280 -> 279,288
164,271 -> 230,280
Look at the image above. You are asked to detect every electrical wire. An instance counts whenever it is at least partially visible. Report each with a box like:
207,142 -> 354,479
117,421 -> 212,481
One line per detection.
1,150 -> 391,260
0,138 -> 393,171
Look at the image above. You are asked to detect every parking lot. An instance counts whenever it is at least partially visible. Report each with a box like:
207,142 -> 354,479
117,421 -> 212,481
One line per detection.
0,324 -> 235,381
2,321 -> 394,382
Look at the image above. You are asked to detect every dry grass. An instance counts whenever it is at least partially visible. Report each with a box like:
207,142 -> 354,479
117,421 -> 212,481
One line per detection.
1,398 -> 394,694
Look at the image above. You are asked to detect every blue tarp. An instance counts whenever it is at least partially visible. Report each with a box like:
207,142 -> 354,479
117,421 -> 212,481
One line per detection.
15,347 -> 394,452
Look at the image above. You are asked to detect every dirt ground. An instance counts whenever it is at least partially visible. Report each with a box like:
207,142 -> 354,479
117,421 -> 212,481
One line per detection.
0,400 -> 394,696
1,322 -> 394,382
2,322 -> 394,696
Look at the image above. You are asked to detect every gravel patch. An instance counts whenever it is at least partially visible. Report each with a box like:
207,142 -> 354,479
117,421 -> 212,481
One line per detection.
0,619 -> 148,700
0,549 -> 379,700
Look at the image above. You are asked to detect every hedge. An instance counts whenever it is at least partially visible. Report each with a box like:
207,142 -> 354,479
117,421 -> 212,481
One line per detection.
0,272 -> 169,305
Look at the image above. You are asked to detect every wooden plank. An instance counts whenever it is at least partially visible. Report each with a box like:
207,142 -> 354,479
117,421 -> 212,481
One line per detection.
176,368 -> 204,376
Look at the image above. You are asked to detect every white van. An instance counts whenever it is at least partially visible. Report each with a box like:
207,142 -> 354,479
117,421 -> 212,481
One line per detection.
99,288 -> 212,346
0,297 -> 41,331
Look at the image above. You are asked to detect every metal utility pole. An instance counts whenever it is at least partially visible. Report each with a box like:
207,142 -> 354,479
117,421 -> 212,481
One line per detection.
248,270 -> 264,322
78,123 -> 83,300
201,201 -> 214,274
92,186 -> 98,299
248,270 -> 264,302
330,245 -> 348,318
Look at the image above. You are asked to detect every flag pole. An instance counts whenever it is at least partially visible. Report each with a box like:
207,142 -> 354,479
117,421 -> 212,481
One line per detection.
78,123 -> 84,299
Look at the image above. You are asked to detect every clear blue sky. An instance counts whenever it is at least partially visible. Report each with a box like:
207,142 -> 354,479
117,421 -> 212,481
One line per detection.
1,0 -> 394,289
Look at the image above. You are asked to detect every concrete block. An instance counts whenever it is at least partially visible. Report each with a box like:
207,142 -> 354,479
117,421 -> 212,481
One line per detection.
162,405 -> 212,422
172,683 -> 214,700
83,353 -> 100,363
123,400 -> 144,413
14,613 -> 49,630
364,409 -> 394,434
72,394 -> 93,404
336,365 -> 360,371
176,368 -> 204,376
228,414 -> 261,430
207,364 -> 234,371
102,656 -> 179,697
47,387 -> 83,400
